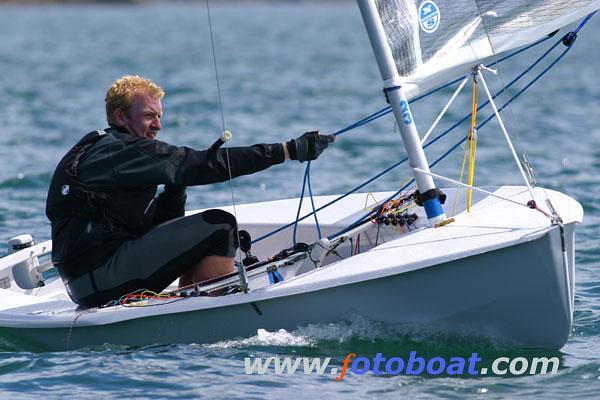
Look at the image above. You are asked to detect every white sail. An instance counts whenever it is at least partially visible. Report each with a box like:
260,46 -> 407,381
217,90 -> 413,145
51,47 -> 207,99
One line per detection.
376,0 -> 600,98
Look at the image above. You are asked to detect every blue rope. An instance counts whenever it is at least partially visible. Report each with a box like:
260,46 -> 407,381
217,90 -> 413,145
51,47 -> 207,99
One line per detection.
329,37 -> 580,239
306,162 -> 322,239
575,11 -> 596,32
254,156 -> 408,243
431,41 -> 574,175
328,35 -> 554,140
291,162 -> 323,244
489,35 -> 552,67
295,34 -> 559,240
333,106 -> 391,137
422,39 -> 563,150
254,19 -> 593,245
291,166 -> 309,246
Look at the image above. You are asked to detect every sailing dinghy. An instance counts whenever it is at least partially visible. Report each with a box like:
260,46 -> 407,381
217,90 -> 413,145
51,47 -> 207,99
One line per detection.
0,0 -> 596,351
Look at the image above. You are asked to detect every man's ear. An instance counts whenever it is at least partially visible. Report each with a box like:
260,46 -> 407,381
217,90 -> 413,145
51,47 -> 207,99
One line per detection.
114,108 -> 128,126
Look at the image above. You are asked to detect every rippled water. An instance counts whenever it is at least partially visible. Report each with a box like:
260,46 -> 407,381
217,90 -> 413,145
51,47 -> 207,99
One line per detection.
0,3 -> 598,398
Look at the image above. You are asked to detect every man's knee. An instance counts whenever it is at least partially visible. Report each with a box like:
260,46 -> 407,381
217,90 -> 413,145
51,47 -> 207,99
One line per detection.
199,209 -> 238,256
202,209 -> 237,230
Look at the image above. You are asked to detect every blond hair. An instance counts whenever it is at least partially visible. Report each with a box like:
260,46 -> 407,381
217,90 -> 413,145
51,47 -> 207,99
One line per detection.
105,75 -> 164,126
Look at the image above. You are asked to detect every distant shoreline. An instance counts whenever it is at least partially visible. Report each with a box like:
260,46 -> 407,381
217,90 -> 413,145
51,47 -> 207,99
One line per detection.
0,0 -> 148,4
0,0 -> 351,4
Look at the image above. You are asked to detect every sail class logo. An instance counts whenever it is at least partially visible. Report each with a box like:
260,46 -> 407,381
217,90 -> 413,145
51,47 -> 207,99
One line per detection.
418,1 -> 440,33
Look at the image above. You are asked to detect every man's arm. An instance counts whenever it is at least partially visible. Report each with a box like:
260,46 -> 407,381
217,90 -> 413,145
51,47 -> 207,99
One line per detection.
78,130 -> 331,188
179,143 -> 286,185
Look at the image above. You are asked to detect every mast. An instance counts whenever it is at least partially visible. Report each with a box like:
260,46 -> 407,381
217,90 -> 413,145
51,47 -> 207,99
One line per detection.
357,0 -> 445,224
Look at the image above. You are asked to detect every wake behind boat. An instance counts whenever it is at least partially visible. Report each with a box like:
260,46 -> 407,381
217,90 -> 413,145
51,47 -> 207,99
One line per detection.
0,0 -> 596,350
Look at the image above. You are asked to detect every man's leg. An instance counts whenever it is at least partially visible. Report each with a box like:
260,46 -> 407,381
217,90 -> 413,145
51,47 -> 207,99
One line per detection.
178,255 -> 235,288
66,209 -> 238,307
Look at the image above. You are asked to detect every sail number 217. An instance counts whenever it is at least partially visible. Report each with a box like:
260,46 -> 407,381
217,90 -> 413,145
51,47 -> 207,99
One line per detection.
399,100 -> 413,125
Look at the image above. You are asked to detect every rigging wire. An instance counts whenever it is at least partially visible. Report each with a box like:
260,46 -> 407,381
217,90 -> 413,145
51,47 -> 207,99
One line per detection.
469,0 -> 530,166
293,35 -> 557,246
329,33 -> 586,240
205,0 -> 247,290
256,15 -> 594,245
205,0 -> 226,132
476,68 -> 536,201
204,2 -> 237,219
476,12 -> 597,188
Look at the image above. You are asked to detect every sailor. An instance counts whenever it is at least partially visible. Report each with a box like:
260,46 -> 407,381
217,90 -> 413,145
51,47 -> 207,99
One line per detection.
46,75 -> 333,307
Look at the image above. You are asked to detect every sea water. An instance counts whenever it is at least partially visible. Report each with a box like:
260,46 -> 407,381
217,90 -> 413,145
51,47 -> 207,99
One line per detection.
0,3 -> 598,398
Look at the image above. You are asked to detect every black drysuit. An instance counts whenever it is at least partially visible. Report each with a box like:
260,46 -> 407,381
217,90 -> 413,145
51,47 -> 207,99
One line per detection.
46,127 -> 285,306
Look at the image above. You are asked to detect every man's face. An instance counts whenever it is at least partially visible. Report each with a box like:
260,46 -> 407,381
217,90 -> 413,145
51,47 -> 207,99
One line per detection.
117,94 -> 162,140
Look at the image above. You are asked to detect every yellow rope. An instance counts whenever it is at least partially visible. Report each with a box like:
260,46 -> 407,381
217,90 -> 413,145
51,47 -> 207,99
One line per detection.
451,78 -> 479,216
124,290 -> 175,307
451,140 -> 470,216
467,80 -> 479,212
363,192 -> 380,211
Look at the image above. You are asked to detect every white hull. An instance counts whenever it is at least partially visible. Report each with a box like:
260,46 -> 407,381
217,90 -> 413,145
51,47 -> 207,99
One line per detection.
0,186 -> 582,350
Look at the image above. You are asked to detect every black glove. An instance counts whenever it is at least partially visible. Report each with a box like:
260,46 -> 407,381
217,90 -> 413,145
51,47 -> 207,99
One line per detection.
286,131 -> 335,162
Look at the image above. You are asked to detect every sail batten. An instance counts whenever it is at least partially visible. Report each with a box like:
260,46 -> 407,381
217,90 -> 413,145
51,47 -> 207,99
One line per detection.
375,0 -> 600,98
